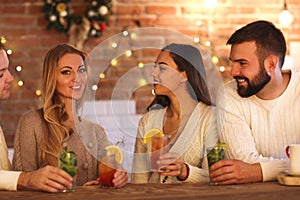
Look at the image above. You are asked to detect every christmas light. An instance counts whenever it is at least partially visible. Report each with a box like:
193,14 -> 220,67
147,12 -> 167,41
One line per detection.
111,59 -> 117,66
194,37 -> 200,43
16,65 -> 22,72
138,62 -> 144,68
35,90 -> 42,96
122,31 -> 129,36
125,50 -> 132,57
219,66 -> 225,72
99,73 -> 105,79
18,80 -> 24,87
91,84 -> 98,91
112,43 -> 117,48
6,49 -> 12,55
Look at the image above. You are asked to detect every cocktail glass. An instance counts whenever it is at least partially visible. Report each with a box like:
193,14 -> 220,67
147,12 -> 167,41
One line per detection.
207,146 -> 225,185
58,149 -> 77,192
151,135 -> 170,171
98,151 -> 118,187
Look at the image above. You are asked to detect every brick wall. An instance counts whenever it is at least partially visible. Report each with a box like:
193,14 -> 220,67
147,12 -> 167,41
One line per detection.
0,0 -> 300,147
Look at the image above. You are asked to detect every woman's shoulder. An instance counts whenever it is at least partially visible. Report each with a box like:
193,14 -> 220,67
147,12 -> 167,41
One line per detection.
78,117 -> 105,132
139,108 -> 166,124
19,108 -> 43,123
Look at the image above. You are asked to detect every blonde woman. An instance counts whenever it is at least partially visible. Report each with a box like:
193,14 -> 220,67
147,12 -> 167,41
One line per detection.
12,44 -> 127,187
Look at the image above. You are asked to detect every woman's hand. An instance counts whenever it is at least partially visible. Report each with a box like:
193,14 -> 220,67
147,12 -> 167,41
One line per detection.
157,152 -> 189,181
113,169 -> 128,188
83,169 -> 128,188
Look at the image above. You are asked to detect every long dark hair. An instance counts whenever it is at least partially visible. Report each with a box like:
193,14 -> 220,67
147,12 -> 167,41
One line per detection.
148,43 -> 212,110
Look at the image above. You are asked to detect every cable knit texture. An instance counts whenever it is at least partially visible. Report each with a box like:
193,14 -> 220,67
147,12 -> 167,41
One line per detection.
12,109 -> 110,186
131,102 -> 218,183
218,69 -> 300,181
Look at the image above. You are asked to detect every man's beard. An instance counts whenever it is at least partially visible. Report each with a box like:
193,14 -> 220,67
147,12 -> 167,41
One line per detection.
234,66 -> 271,98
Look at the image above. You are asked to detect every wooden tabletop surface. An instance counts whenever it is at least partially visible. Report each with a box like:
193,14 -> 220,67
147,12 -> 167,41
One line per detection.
1,182 -> 300,200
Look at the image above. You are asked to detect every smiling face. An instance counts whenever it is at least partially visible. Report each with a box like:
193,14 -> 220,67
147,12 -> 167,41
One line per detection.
55,53 -> 87,103
0,49 -> 14,100
229,41 -> 271,97
151,50 -> 185,97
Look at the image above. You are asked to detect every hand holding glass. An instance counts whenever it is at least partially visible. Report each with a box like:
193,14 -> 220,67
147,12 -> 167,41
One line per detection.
207,146 -> 225,185
58,149 -> 77,192
151,135 -> 170,171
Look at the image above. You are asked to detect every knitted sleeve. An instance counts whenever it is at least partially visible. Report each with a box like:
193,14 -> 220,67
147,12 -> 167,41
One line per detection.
12,110 -> 42,171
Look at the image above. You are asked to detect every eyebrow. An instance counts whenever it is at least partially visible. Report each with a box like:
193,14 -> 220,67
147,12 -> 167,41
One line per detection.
60,64 -> 86,69
229,58 -> 248,62
157,61 -> 169,65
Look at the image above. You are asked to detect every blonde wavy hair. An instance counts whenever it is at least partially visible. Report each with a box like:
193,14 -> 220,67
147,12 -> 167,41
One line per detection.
40,44 -> 88,166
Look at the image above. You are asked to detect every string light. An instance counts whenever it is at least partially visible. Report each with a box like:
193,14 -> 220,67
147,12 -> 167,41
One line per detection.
219,66 -> 225,72
111,42 -> 118,48
0,36 -> 6,44
122,31 -> 129,36
18,80 -> 24,87
99,73 -> 105,79
279,0 -> 294,27
212,56 -> 219,64
91,84 -> 98,91
130,33 -> 137,40
35,90 -> 42,96
111,58 -> 118,66
138,62 -> 144,68
6,49 -> 12,55
16,65 -> 22,72
125,50 -> 132,57
193,37 -> 200,43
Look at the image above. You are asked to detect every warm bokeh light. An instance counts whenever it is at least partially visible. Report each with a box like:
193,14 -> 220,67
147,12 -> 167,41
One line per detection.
122,31 -> 129,36
16,65 -> 22,72
125,50 -> 132,57
0,36 -> 6,44
112,42 -> 117,48
279,10 -> 294,27
194,37 -> 200,43
212,56 -> 219,64
18,80 -> 24,87
91,84 -> 98,91
35,90 -> 42,96
6,49 -> 12,55
111,58 -> 118,66
219,66 -> 225,72
205,0 -> 217,9
99,73 -> 105,79
138,62 -> 144,68
130,33 -> 137,39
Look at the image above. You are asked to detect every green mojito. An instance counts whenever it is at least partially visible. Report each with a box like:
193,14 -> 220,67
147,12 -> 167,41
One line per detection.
207,146 -> 225,167
59,148 -> 77,192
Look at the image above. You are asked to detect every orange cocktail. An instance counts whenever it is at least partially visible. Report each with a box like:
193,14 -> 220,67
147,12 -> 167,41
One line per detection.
98,160 -> 116,187
151,135 -> 170,171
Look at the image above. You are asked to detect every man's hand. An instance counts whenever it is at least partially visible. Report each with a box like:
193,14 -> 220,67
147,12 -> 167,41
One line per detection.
209,159 -> 263,185
17,165 -> 73,192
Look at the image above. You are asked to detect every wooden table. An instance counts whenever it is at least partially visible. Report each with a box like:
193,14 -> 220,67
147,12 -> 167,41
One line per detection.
0,182 -> 299,200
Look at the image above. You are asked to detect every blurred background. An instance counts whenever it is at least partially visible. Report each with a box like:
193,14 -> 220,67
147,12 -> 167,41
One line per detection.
0,0 -> 299,150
